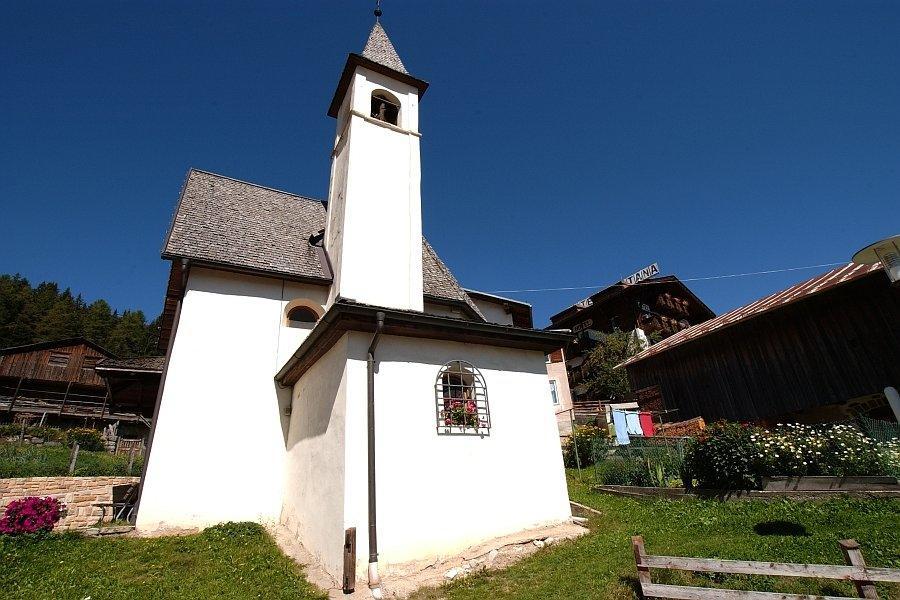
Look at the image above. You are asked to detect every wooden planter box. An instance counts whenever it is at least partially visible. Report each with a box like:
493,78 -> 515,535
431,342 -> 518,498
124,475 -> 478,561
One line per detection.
762,475 -> 899,491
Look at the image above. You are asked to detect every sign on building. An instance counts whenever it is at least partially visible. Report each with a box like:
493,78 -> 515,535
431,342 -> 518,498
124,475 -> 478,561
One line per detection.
621,263 -> 660,285
572,319 -> 593,334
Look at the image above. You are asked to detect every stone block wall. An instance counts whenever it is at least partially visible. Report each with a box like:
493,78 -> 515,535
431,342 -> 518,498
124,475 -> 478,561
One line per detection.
0,476 -> 140,529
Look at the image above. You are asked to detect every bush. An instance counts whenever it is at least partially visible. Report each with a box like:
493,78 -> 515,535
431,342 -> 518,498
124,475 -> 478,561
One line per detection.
755,423 -> 883,477
0,497 -> 64,535
563,425 -> 604,468
65,428 -> 104,451
0,444 -> 142,477
880,439 -> 900,477
1,425 -> 96,446
684,421 -> 895,490
683,421 -> 763,490
595,457 -> 651,486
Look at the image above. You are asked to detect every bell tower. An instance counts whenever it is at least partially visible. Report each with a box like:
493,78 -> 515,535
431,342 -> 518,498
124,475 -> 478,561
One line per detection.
323,16 -> 429,312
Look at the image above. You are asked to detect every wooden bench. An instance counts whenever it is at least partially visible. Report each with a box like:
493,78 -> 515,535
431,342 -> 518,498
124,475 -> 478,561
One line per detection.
632,535 -> 900,599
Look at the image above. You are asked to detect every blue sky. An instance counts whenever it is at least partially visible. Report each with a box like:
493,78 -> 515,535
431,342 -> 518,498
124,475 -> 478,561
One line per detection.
2,1 -> 898,326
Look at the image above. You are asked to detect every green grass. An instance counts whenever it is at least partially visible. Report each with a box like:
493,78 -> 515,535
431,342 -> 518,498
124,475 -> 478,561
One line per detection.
0,442 -> 143,477
410,470 -> 900,600
0,522 -> 327,600
2,472 -> 897,600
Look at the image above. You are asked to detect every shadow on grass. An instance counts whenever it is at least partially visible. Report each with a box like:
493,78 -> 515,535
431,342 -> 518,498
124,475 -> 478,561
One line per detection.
753,520 -> 809,537
618,574 -> 642,596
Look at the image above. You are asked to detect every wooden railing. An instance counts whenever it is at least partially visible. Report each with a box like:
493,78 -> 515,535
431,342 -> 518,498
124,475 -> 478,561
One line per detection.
632,535 -> 900,599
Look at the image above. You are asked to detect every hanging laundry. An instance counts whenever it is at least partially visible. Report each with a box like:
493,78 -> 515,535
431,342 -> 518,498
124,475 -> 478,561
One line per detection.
639,412 -> 655,437
612,409 -> 630,445
625,411 -> 643,436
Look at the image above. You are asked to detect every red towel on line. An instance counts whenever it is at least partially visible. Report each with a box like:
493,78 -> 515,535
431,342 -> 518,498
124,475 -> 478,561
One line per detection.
639,412 -> 655,437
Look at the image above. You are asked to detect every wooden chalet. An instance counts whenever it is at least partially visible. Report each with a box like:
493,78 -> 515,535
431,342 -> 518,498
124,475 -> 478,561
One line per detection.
0,338 -> 160,430
621,263 -> 900,424
548,275 -> 715,420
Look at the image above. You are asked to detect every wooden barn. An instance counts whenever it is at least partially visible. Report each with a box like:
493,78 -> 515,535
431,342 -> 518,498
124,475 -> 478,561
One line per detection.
0,338 -> 160,430
621,263 -> 900,424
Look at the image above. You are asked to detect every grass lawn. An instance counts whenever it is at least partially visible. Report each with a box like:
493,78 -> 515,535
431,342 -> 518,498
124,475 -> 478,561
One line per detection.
0,442 -> 143,478
1,473 -> 897,599
410,471 -> 900,600
0,522 -> 326,600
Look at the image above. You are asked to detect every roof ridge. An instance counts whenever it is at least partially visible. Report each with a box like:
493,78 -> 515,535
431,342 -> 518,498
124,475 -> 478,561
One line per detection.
621,262 -> 879,367
189,168 -> 324,204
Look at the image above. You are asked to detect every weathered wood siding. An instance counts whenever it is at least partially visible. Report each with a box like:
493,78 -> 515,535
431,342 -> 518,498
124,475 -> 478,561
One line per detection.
626,273 -> 900,422
0,342 -> 109,387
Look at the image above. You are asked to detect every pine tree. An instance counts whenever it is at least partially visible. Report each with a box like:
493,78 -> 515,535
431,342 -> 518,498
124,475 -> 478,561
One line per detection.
0,274 -> 161,356
105,310 -> 153,357
82,299 -> 116,347
0,274 -> 33,347
35,289 -> 83,341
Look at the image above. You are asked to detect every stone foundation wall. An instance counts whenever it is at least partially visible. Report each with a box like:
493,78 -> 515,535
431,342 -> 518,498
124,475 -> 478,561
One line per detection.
0,476 -> 140,529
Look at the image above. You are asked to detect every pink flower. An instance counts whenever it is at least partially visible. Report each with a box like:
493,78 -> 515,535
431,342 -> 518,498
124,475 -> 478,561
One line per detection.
0,496 -> 64,535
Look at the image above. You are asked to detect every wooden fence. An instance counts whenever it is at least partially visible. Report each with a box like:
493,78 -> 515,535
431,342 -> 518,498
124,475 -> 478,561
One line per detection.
632,535 -> 900,599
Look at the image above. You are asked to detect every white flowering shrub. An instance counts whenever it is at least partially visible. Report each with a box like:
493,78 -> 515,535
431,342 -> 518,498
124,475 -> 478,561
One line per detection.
754,423 -> 883,477
685,421 -> 895,490
880,439 -> 900,477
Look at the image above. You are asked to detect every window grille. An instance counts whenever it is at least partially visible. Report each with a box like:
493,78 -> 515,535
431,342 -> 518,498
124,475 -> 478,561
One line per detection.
435,360 -> 490,436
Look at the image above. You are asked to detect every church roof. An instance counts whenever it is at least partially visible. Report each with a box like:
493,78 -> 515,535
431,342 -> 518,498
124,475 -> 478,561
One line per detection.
162,169 -> 483,318
361,22 -> 408,75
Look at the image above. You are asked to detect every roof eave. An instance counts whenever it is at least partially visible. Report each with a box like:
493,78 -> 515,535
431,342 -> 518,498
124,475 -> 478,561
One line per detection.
160,254 -> 333,287
327,53 -> 429,119
0,337 -> 115,358
276,300 -> 572,386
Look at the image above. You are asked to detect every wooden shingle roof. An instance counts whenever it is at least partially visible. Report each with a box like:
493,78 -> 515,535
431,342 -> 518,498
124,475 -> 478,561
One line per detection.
162,169 -> 483,318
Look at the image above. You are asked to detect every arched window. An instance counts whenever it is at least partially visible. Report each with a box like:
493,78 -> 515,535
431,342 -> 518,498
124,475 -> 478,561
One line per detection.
285,303 -> 321,328
435,360 -> 490,436
371,90 -> 400,126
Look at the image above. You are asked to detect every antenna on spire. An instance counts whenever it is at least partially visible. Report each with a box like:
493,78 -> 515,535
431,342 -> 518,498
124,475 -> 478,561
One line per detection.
374,0 -> 382,20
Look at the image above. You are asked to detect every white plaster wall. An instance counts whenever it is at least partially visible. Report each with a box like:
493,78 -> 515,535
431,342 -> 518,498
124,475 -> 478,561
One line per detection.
281,336 -> 350,577
341,333 -> 571,573
470,297 -> 514,326
325,66 -> 423,312
137,268 -> 327,531
276,282 -> 329,368
423,301 -> 469,320
546,358 -> 575,435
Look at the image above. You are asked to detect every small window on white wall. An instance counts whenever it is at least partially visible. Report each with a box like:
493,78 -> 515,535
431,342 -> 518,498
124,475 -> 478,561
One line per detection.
435,360 -> 490,436
285,303 -> 320,328
549,380 -> 560,405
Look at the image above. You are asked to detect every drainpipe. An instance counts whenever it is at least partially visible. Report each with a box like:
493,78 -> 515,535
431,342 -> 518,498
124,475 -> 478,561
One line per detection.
367,311 -> 386,598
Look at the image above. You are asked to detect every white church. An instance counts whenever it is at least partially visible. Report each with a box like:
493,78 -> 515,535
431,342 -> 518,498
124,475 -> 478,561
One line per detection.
137,16 -> 572,593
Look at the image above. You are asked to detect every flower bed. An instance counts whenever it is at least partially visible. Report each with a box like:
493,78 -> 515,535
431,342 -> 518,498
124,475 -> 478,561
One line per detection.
683,421 -> 900,490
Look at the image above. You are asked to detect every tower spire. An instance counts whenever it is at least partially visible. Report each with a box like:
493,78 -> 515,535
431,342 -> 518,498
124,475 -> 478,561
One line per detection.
361,18 -> 408,75
374,0 -> 382,21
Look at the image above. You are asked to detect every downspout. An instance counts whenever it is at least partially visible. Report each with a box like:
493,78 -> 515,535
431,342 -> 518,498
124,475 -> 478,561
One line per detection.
366,311 -> 386,598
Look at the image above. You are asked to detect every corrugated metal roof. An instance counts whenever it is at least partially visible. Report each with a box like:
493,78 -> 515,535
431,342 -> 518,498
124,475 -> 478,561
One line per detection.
621,262 -> 883,368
